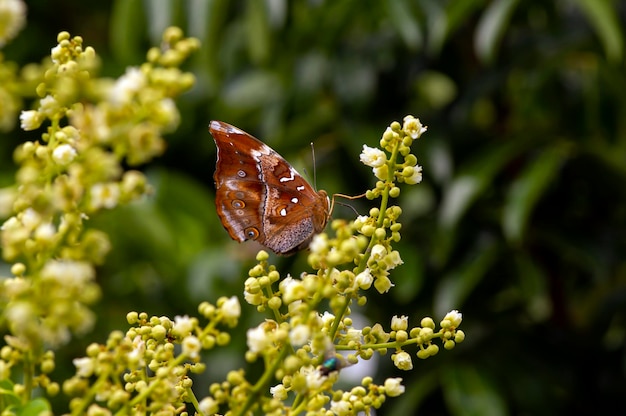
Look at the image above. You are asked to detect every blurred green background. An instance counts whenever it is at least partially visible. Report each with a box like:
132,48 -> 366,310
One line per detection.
2,0 -> 626,414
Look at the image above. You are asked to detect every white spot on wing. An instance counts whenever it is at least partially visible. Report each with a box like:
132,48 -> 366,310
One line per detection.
280,208 -> 287,216
279,167 -> 298,183
296,185 -> 305,191
291,197 -> 298,203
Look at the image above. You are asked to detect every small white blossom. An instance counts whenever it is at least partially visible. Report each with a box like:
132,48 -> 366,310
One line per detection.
109,67 -> 146,106
198,397 -> 219,415
371,244 -> 386,261
384,377 -> 405,397
289,324 -> 310,346
126,336 -> 146,368
302,365 -> 324,390
0,0 -> 26,47
52,144 -> 77,165
182,335 -> 201,359
309,233 -> 329,254
354,268 -> 373,289
403,115 -> 427,139
384,250 -> 404,270
391,315 -> 408,331
73,357 -> 95,378
279,276 -> 305,304
270,384 -> 288,400
359,145 -> 386,168
405,164 -> 423,185
39,95 -> 59,118
330,400 -> 353,415
20,207 -> 41,230
244,289 -> 263,305
19,110 -> 41,131
40,260 -> 95,286
34,222 -> 56,242
247,324 -> 271,354
392,351 -> 413,370
90,183 -> 120,210
443,310 -> 463,328
320,311 -> 336,327
221,296 -> 241,320
344,328 -> 362,344
172,315 -> 195,337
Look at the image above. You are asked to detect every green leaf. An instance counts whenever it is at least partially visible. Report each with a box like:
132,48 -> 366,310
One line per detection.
18,398 -> 52,416
442,364 -> 508,416
502,144 -> 568,244
573,0 -> 623,63
474,0 -> 520,64
387,0 -> 423,50
110,0 -> 147,64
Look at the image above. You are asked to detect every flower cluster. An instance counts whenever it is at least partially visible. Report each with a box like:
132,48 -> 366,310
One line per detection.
63,297 -> 241,414
211,116 -> 464,415
0,26 -> 198,410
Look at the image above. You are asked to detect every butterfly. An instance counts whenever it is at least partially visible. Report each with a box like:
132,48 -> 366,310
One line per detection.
210,121 -> 330,255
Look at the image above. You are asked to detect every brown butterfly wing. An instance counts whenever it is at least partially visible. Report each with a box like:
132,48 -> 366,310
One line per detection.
210,121 -> 330,255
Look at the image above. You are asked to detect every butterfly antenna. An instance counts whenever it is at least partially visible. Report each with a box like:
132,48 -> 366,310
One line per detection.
310,142 -> 318,190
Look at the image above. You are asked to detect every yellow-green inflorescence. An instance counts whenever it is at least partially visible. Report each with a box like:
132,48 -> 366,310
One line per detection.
232,116 -> 465,415
0,24 -> 199,411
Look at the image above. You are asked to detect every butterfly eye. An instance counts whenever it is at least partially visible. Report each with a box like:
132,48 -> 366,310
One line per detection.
244,227 -> 260,240
231,200 -> 245,209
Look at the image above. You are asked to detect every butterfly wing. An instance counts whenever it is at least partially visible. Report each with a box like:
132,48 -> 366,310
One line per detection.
210,121 -> 330,255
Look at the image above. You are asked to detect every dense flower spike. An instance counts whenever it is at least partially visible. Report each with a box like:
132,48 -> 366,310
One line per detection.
0,25 -> 198,411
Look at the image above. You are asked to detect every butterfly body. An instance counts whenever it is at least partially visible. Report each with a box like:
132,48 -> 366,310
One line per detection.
210,121 -> 330,255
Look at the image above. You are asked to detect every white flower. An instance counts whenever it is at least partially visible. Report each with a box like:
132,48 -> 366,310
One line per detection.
443,310 -> 463,328
270,384 -> 288,400
405,164 -> 423,185
247,324 -> 271,354
371,244 -> 386,261
279,276 -> 305,304
383,377 -> 405,397
320,311 -> 335,327
384,250 -> 404,270
302,365 -> 324,389
20,207 -> 41,229
392,351 -> 413,371
198,397 -> 219,414
172,315 -> 195,337
221,296 -> 241,320
391,315 -> 408,331
40,260 -> 95,286
330,400 -> 353,415
244,289 -> 263,305
344,328 -> 362,344
373,164 -> 388,180
73,357 -> 95,378
289,324 -> 310,346
19,110 -> 41,131
309,233 -> 328,254
109,67 -> 146,106
0,0 -> 26,47
354,268 -> 373,290
182,335 -> 201,359
359,145 -> 386,168
403,115 -> 427,139
90,183 -> 120,210
39,95 -> 59,118
34,222 -> 56,242
52,144 -> 77,165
